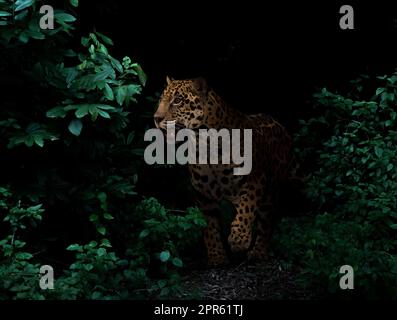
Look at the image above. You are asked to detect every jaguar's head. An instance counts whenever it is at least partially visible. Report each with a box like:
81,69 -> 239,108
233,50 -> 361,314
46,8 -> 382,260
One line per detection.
154,77 -> 208,130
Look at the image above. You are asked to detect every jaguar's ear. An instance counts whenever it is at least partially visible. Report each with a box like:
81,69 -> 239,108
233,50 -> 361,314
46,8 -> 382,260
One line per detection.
166,76 -> 174,85
192,77 -> 208,94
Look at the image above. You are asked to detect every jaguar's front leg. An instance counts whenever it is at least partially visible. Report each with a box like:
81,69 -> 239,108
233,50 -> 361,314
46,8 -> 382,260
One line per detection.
203,214 -> 228,266
228,189 -> 260,253
194,191 -> 229,266
247,214 -> 273,262
247,193 -> 276,261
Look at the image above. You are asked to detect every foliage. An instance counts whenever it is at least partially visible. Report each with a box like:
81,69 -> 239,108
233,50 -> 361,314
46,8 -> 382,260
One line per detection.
0,186 -> 45,299
0,0 -> 206,300
52,199 -> 205,300
0,0 -> 78,44
273,73 -> 397,298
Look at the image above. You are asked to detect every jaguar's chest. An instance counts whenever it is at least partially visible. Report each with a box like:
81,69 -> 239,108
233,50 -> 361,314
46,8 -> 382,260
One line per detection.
188,164 -> 247,202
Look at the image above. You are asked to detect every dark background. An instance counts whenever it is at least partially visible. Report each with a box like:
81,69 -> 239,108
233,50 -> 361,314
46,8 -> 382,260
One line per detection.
75,1 -> 397,129
69,0 -> 397,209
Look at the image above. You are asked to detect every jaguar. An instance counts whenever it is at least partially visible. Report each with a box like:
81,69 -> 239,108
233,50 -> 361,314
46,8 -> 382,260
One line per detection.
154,76 -> 301,266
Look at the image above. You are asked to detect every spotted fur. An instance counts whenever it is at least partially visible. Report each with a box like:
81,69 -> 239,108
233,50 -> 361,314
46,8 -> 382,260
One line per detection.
154,77 -> 300,266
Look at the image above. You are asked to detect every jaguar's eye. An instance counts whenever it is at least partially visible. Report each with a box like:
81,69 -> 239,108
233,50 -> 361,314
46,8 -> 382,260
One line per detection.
173,97 -> 182,105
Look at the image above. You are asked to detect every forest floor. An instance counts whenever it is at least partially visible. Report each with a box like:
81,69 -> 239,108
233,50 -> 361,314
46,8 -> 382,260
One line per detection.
178,259 -> 324,300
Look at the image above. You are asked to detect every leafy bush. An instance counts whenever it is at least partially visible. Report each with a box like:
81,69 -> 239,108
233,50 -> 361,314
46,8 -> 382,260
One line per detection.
0,186 -> 45,299
273,73 -> 397,298
52,198 -> 205,300
0,0 -> 206,300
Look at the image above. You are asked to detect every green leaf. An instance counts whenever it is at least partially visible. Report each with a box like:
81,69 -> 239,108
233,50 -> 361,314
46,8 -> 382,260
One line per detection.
19,32 -> 29,43
68,119 -> 83,136
93,67 -> 114,82
172,257 -> 183,267
134,64 -> 147,86
97,104 -> 115,110
88,104 -> 99,118
81,37 -> 89,47
126,84 -> 142,101
97,248 -> 106,257
376,87 -> 385,96
66,68 -> 78,87
159,250 -> 170,262
346,170 -> 353,176
95,32 -> 114,46
33,134 -> 44,147
104,83 -> 114,101
97,227 -> 106,235
139,229 -> 149,239
0,11 -> 11,17
75,105 -> 89,118
15,252 -> 33,260
15,0 -> 33,12
116,86 -> 127,106
24,135 -> 34,147
390,224 -> 397,230
374,146 -> 383,158
55,13 -> 76,23
84,264 -> 94,271
127,132 -> 135,145
103,213 -> 114,220
97,192 -> 107,202
98,109 -> 110,119
88,241 -> 97,248
100,239 -> 112,248
69,0 -> 79,7
335,190 -> 343,197
157,279 -> 167,289
67,244 -> 83,252
109,56 -> 123,73
160,287 -> 170,296
122,56 -> 132,68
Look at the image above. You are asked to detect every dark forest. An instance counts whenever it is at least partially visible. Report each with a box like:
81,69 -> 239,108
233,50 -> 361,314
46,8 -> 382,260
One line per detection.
0,0 -> 397,301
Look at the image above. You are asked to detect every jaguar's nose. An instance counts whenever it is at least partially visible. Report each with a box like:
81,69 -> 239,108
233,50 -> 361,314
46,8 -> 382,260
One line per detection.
154,114 -> 165,127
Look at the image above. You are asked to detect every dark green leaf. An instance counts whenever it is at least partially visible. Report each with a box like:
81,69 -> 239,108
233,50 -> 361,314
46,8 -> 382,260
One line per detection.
103,213 -> 114,220
68,119 -> 83,136
67,244 -> 83,252
139,229 -> 149,239
97,227 -> 106,235
376,87 -> 385,96
104,83 -> 114,101
75,105 -> 89,118
97,248 -> 106,257
15,0 -> 33,12
98,109 -> 110,119
159,250 -> 170,262
55,13 -> 76,23
172,257 -> 183,267
374,146 -> 383,158
95,32 -> 114,46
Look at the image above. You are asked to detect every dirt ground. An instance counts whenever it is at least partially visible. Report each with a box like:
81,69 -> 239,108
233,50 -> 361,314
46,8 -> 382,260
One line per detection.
178,260 -> 323,300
